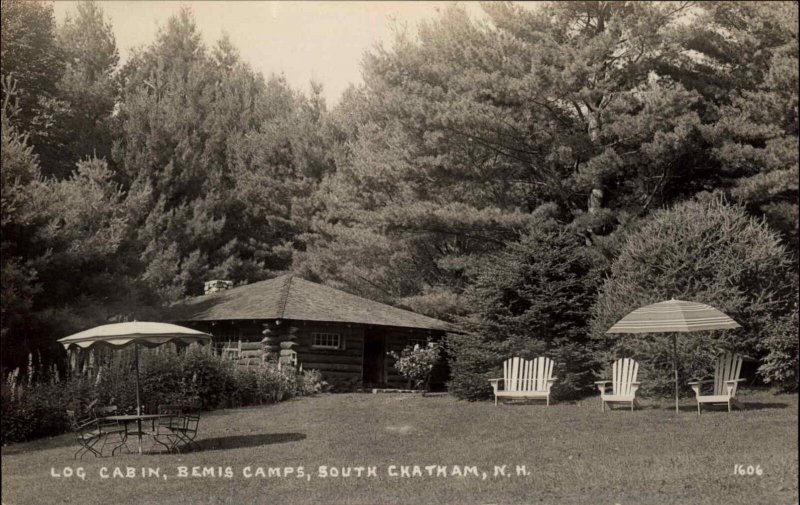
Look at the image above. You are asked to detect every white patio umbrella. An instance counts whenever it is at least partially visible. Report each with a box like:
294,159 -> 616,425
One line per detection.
58,322 -> 212,415
606,299 -> 741,413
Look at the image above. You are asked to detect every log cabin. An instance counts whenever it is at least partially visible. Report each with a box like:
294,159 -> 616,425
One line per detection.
169,274 -> 454,390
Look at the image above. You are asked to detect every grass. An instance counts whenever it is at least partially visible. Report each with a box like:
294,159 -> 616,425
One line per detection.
2,389 -> 797,505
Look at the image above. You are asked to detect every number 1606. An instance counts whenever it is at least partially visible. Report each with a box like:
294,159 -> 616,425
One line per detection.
733,464 -> 763,476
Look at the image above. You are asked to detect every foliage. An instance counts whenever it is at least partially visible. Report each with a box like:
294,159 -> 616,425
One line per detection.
297,1 -> 797,332
0,345 -> 326,443
758,295 -> 799,392
0,359 -> 92,444
388,341 -> 442,390
253,363 -> 298,403
1,77 -> 43,364
678,2 -> 799,252
296,368 -> 328,396
324,375 -> 363,393
180,344 -> 236,410
137,348 -> 197,411
1,5 -> 334,371
296,2 -> 714,311
0,1 -> 797,399
445,332 -> 508,401
0,0 -> 65,154
231,366 -> 261,406
1,379 -> 67,445
1,0 -> 119,179
449,225 -> 603,400
591,195 -> 796,396
1,83 -> 143,366
112,8 -> 334,300
51,0 -> 119,178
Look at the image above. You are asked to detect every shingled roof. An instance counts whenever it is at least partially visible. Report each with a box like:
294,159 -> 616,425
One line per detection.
170,274 -> 453,332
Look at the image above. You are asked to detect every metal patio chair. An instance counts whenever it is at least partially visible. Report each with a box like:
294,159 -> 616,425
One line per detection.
153,405 -> 187,453
93,405 -> 128,455
173,415 -> 200,452
66,410 -> 103,460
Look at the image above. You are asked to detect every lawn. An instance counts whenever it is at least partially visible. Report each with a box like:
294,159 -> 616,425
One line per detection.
2,390 -> 797,505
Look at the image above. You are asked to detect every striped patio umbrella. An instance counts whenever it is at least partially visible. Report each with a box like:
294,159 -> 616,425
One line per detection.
59,322 -> 212,416
606,299 -> 741,412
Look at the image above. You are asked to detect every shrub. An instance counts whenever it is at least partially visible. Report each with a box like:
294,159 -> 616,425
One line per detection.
182,344 -> 236,410
139,348 -> 197,412
388,342 -> 441,390
325,375 -> 362,393
1,389 -> 67,444
60,373 -> 100,412
297,368 -> 327,395
591,195 -> 796,396
1,370 -> 71,444
94,362 -> 138,413
758,299 -> 799,391
93,346 -> 201,413
231,366 -> 261,406
1,346 -> 330,444
256,364 -> 298,403
445,332 -> 507,400
449,226 -> 603,400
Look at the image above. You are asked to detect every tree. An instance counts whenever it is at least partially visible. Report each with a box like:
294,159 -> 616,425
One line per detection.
52,0 -> 120,178
758,294 -> 798,391
591,195 -> 796,396
2,5 -> 336,369
682,2 -> 799,253
449,224 -> 604,400
1,75 -> 136,368
1,63 -> 157,369
0,0 -> 67,176
1,77 -> 45,367
113,8 -> 334,299
298,2 -> 715,317
1,1 -> 120,178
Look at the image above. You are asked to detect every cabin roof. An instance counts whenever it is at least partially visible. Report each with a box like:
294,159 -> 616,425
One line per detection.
170,274 -> 453,332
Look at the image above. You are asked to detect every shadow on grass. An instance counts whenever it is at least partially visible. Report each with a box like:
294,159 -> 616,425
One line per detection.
190,432 -> 306,452
2,431 -> 309,457
734,402 -> 788,411
669,402 -> 790,413
497,402 -> 551,407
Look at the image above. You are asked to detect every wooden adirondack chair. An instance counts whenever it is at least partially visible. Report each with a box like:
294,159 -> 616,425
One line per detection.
688,352 -> 745,414
488,357 -> 556,406
595,358 -> 641,412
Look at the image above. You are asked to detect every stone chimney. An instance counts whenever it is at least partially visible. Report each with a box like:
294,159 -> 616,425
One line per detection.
204,279 -> 234,295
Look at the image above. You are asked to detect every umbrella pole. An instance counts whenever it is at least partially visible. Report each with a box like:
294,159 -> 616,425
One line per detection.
134,342 -> 144,454
673,334 -> 679,413
134,342 -> 141,416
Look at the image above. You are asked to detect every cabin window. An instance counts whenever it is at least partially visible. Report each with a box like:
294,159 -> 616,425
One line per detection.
312,332 -> 343,350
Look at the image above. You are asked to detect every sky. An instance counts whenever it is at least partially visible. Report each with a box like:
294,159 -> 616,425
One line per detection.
52,1 -> 487,106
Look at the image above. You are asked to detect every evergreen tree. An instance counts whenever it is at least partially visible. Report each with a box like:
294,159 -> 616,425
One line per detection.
113,8 -> 334,299
1,77 -> 45,366
683,2 -> 799,253
298,2 -> 705,315
591,195 -> 796,395
450,224 -> 603,400
0,0 -> 67,176
53,0 -> 120,177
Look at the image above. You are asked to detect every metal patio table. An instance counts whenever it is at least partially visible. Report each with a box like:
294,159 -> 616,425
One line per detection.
104,414 -> 168,455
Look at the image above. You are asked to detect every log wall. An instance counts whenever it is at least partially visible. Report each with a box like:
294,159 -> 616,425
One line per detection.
294,323 -> 364,377
188,319 -> 448,388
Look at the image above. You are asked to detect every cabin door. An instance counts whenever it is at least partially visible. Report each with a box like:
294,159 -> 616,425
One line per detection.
362,329 -> 386,385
